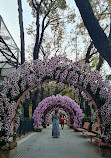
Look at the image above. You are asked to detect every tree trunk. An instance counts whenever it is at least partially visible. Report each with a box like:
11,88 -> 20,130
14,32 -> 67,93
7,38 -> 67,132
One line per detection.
96,54 -> 104,71
33,10 -> 39,60
79,91 -> 85,114
32,89 -> 38,114
47,86 -> 50,97
40,86 -> 44,101
85,41 -> 93,63
18,0 -> 25,64
33,42 -> 39,60
84,100 -> 91,117
23,99 -> 29,118
74,0 -> 111,66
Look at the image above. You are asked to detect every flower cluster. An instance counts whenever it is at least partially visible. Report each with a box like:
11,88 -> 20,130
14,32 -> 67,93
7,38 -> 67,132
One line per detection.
44,105 -> 73,125
0,55 -> 111,144
33,94 -> 83,129
99,103 -> 111,143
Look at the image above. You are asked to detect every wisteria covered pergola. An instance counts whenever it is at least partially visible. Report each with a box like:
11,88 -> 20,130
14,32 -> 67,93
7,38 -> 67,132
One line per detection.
44,107 -> 69,126
32,94 -> 83,129
0,56 -> 111,145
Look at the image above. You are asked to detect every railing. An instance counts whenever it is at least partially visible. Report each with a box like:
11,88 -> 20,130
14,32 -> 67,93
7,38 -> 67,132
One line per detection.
16,117 -> 33,138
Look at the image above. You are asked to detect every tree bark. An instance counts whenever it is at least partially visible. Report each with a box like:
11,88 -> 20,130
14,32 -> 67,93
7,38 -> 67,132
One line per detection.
40,86 -> 44,101
23,99 -> 29,118
74,0 -> 111,67
18,0 -> 25,64
33,10 -> 39,60
96,54 -> 104,71
79,91 -> 85,114
84,100 -> 91,117
31,89 -> 38,114
85,41 -> 93,63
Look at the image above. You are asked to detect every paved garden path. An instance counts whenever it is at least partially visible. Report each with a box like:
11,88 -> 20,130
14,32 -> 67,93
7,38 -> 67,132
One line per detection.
11,125 -> 110,158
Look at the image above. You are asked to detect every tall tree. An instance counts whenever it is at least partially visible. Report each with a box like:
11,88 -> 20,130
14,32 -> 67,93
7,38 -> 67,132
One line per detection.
84,0 -> 110,70
27,0 -> 67,59
74,0 -> 111,66
18,0 -> 25,64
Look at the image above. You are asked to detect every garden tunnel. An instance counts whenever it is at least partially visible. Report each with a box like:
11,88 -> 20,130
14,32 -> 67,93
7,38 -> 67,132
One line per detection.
32,94 -> 82,128
42,103 -> 74,126
44,108 -> 70,125
0,56 -> 111,144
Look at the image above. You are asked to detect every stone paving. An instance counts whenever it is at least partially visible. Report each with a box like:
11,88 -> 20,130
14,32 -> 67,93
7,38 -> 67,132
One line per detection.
11,125 -> 111,158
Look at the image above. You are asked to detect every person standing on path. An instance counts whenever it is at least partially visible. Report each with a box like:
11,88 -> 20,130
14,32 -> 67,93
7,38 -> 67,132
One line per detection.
52,109 -> 60,138
60,115 -> 65,129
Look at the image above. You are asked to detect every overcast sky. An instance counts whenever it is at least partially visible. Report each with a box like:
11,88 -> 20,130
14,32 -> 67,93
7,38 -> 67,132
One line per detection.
0,0 -> 76,49
0,0 -> 34,48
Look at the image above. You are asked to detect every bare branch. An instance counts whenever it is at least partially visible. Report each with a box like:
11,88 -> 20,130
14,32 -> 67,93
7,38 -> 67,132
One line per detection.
32,0 -> 37,10
96,54 -> 104,71
90,51 -> 97,58
38,2 -> 56,50
40,45 -> 46,56
39,0 -> 44,9
32,0 -> 43,10
85,40 -> 93,63
85,24 -> 109,63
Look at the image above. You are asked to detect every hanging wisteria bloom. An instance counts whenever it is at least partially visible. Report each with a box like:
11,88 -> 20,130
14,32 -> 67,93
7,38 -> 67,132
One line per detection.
0,55 -> 111,144
33,94 -> 83,129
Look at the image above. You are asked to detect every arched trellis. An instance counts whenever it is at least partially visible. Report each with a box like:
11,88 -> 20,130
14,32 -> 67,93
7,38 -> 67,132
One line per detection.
44,108 -> 69,125
32,95 -> 81,128
41,105 -> 75,125
0,56 -> 111,144
42,103 -> 74,125
41,97 -> 75,122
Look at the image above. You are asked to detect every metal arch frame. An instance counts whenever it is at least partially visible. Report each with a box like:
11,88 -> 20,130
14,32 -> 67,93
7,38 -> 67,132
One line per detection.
8,79 -> 101,142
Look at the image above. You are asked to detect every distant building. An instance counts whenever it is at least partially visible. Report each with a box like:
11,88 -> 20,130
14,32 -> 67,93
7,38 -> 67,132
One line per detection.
0,15 -> 20,80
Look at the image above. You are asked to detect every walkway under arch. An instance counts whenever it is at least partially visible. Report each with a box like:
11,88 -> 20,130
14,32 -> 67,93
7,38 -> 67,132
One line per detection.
1,56 -> 111,144
11,125 -> 110,158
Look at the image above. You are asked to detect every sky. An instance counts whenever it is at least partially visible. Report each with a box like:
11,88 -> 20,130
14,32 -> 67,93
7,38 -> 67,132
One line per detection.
0,0 -> 78,49
0,0 -> 111,75
0,0 -> 76,48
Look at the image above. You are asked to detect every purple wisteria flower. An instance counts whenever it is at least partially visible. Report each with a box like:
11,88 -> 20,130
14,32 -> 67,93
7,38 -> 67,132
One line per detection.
33,94 -> 83,129
0,55 -> 111,143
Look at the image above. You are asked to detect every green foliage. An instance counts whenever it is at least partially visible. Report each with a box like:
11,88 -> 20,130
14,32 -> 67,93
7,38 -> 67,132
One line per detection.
72,0 -> 110,70
60,89 -> 67,96
57,0 -> 67,10
89,55 -> 99,69
27,0 -> 67,17
59,87 -> 79,103
107,0 -> 111,5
